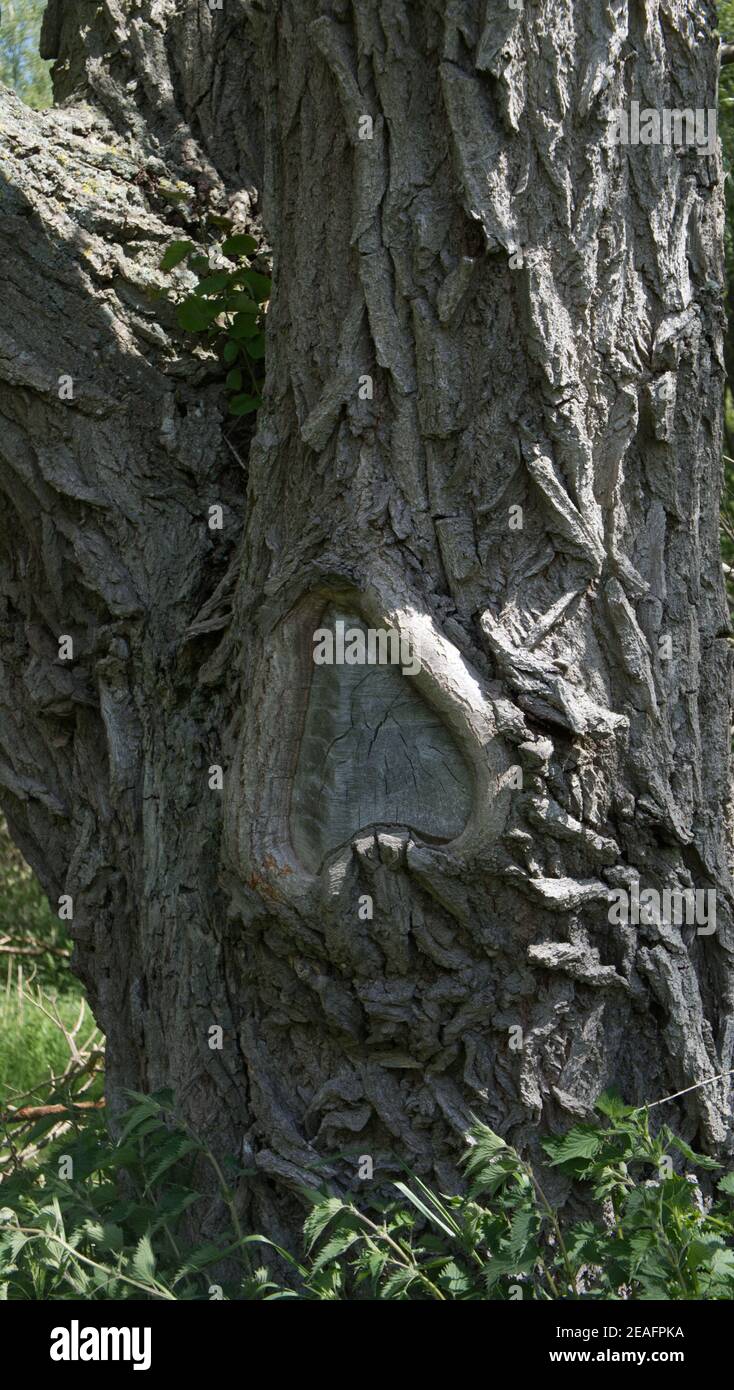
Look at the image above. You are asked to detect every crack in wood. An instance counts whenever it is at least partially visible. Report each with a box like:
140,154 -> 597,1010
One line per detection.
290,607 -> 473,872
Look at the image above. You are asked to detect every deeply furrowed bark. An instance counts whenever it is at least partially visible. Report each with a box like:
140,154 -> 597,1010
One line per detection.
0,0 -> 732,1246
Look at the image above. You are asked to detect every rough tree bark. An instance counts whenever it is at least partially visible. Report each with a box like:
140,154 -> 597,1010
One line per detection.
0,0 -> 732,1247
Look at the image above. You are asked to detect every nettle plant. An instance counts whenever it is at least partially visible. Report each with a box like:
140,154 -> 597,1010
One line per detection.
160,232 -> 270,416
263,1093 -> 734,1301
3,1089 -> 734,1300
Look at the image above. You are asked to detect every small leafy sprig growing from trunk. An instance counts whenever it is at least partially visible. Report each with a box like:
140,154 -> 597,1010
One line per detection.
160,234 -> 270,417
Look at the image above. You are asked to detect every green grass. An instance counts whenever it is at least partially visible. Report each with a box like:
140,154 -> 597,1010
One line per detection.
0,819 -> 98,1179
0,984 -> 96,1112
0,825 -> 73,995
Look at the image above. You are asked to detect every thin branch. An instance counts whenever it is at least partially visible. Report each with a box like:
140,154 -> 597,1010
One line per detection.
222,432 -> 248,470
0,940 -> 70,958
642,1068 -> 734,1112
1,1099 -> 105,1124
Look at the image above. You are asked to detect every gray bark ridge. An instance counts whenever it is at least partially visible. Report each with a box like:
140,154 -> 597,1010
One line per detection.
224,0 -> 734,1188
0,3 -> 268,1229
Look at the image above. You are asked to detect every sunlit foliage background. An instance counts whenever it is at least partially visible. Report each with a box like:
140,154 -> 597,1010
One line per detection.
0,0 -> 51,109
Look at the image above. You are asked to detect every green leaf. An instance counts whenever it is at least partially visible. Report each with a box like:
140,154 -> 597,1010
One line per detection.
241,269 -> 271,301
132,1234 -> 156,1283
127,1085 -> 175,1110
595,1089 -> 636,1120
222,233 -> 258,258
303,1197 -> 348,1253
226,369 -> 243,392
146,1136 -> 198,1189
245,333 -> 266,360
84,1221 -> 124,1253
506,1207 -> 539,1262
463,1125 -> 513,1179
381,1268 -> 419,1299
718,1172 -> 734,1197
116,1097 -> 165,1146
482,1255 -> 523,1291
709,1246 -> 734,1281
222,340 -> 239,365
188,255 -> 210,275
227,293 -> 259,313
667,1134 -> 721,1171
310,1229 -> 360,1276
177,298 -> 220,332
172,1242 -> 226,1283
566,1220 -> 605,1266
463,1125 -> 524,1196
360,1249 -> 388,1284
196,271 -> 232,296
228,394 -> 261,417
230,313 -> 259,340
437,1260 -> 472,1295
6,1230 -> 32,1261
543,1125 -> 603,1167
160,240 -> 194,271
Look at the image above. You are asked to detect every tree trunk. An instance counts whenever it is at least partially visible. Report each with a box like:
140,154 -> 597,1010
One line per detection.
0,0 -> 732,1247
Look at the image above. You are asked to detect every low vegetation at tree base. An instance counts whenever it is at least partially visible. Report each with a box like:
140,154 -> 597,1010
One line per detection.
1,1089 -> 733,1301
